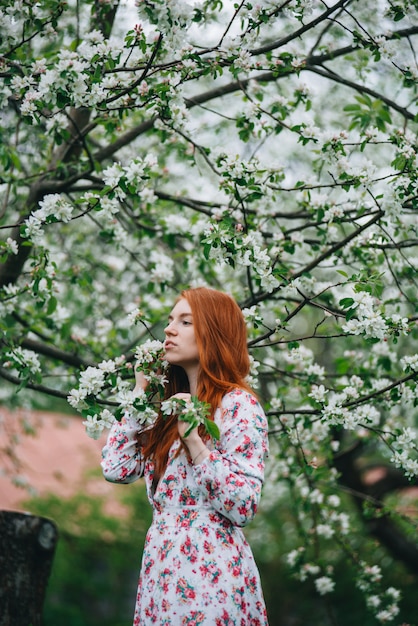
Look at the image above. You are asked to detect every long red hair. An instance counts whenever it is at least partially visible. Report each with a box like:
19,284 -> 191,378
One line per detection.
140,287 -> 255,477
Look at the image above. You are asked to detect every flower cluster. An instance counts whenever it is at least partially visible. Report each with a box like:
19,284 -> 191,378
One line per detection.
4,348 -> 41,377
22,194 -> 74,244
69,339 -> 219,441
161,395 -> 219,440
357,563 -> 401,623
203,220 -> 280,293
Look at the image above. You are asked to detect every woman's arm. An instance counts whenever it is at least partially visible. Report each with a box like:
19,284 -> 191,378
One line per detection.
101,411 -> 146,483
101,366 -> 147,484
192,390 -> 269,527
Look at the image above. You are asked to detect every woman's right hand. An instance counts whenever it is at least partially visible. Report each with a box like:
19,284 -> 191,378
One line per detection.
133,362 -> 148,395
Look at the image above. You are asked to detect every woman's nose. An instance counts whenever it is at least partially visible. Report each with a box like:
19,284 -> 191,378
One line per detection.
164,322 -> 176,335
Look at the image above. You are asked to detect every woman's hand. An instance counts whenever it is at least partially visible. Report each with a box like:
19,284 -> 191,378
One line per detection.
169,393 -> 198,441
170,392 -> 210,465
133,362 -> 148,395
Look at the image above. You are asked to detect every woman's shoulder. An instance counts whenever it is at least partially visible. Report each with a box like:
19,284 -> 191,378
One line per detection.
221,388 -> 263,411
218,388 -> 268,432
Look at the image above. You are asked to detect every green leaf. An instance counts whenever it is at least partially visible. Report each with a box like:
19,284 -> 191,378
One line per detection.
47,296 -> 57,315
339,297 -> 354,308
204,418 -> 220,440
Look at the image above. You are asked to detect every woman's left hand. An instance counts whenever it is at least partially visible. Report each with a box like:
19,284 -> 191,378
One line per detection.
169,392 -> 201,443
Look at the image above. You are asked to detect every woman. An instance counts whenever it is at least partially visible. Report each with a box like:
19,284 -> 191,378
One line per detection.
101,287 -> 269,625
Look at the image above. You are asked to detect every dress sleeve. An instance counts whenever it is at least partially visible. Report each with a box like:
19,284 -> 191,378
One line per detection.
101,412 -> 145,484
192,390 -> 269,527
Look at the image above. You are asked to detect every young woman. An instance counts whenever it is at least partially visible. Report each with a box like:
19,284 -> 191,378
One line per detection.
101,287 -> 269,625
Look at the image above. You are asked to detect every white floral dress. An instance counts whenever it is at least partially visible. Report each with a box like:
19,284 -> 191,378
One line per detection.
101,389 -> 269,626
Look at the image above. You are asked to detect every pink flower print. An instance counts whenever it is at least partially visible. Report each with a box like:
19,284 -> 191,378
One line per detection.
176,577 -> 196,603
217,588 -> 228,604
177,509 -> 198,528
157,573 -> 170,593
209,512 -> 226,525
229,475 -> 245,488
182,611 -> 206,625
203,539 -> 215,554
245,574 -> 258,594
144,597 -> 158,621
172,555 -> 182,571
179,464 -> 188,479
110,432 -> 128,449
215,528 -> 234,546
235,434 -> 252,454
238,501 -> 254,517
158,539 -> 174,561
143,557 -> 154,576
180,536 -> 198,563
215,608 -> 235,625
179,487 -> 197,505
223,498 -> 235,512
158,567 -> 172,592
232,586 -> 246,611
161,598 -> 171,613
199,560 -> 222,585
119,466 -> 130,480
228,555 -> 242,577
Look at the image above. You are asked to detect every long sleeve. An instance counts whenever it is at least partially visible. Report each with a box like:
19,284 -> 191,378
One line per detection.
101,412 -> 145,484
192,390 -> 269,527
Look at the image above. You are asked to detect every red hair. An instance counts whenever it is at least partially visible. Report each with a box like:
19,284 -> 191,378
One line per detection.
140,287 -> 255,478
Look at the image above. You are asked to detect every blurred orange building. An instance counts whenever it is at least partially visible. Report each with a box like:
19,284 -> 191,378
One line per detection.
0,407 -> 120,514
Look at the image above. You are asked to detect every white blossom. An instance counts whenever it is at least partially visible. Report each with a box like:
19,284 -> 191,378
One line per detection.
78,366 -> 106,395
82,414 -> 106,440
98,359 -> 117,373
309,384 -> 328,403
316,524 -> 334,538
5,238 -> 18,255
23,214 -> 44,244
149,251 -> 174,284
401,354 -> 418,372
314,576 -> 335,595
99,409 -> 115,429
6,348 -> 41,374
103,163 -> 124,187
67,388 -> 88,410
305,363 -> 325,379
327,495 -> 341,508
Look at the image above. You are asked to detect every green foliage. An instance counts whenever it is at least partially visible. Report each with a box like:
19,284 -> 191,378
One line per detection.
23,481 -> 152,626
344,96 -> 392,132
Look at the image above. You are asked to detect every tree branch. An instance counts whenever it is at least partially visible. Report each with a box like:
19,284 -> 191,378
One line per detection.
250,0 -> 354,56
0,367 -> 70,401
305,64 -> 416,121
19,337 -> 93,370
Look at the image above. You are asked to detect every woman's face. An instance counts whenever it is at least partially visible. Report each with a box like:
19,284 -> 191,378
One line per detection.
164,298 -> 200,372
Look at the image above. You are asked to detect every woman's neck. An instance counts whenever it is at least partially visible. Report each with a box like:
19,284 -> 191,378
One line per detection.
184,366 -> 198,396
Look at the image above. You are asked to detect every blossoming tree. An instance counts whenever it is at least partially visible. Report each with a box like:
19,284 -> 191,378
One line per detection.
1,0 -> 417,621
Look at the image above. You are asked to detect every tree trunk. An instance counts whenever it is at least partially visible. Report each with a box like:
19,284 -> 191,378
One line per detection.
0,510 -> 58,626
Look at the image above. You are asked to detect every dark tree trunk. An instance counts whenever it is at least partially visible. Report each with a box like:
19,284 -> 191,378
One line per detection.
0,510 -> 58,626
334,443 -> 418,576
